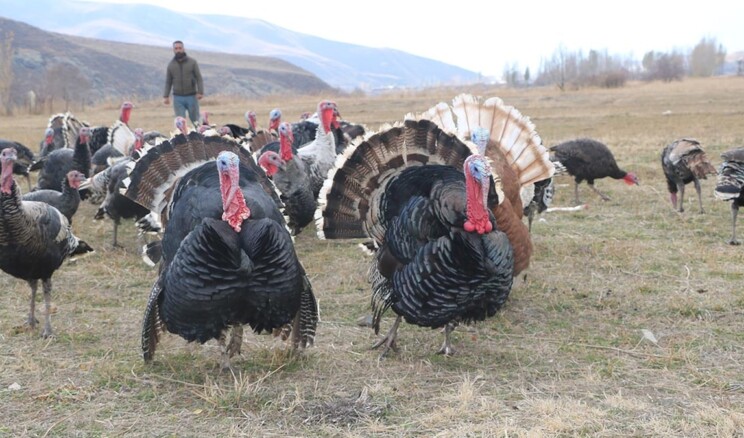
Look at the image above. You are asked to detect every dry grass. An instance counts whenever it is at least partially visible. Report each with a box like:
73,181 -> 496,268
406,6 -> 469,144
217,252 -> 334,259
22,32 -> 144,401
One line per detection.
2,77 -> 744,437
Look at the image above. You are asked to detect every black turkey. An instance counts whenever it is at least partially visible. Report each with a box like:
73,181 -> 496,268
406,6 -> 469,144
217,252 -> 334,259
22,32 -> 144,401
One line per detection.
22,170 -> 85,223
661,138 -> 717,213
0,148 -> 93,338
714,147 -> 744,245
0,139 -> 35,192
31,126 -> 91,192
90,129 -> 148,246
222,110 -> 256,141
412,94 -> 555,276
550,138 -> 638,204
316,118 -> 515,357
124,134 -> 317,369
38,127 -> 62,158
258,122 -> 316,235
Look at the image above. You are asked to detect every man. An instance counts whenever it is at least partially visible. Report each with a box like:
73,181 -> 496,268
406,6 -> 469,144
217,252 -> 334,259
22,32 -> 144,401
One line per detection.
163,40 -> 204,126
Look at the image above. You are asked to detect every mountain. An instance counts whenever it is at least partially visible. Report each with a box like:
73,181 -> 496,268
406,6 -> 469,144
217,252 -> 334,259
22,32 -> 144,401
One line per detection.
0,16 -> 332,108
0,0 -> 481,91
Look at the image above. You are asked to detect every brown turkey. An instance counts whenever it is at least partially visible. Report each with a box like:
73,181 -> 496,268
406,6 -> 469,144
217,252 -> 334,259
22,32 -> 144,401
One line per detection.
661,138 -> 717,213
714,147 -> 744,245
550,138 -> 639,204
0,148 -> 93,338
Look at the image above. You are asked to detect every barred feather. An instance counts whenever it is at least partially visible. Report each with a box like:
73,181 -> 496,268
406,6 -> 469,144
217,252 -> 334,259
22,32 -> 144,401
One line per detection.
315,119 -> 483,242
714,148 -> 744,201
452,94 -> 554,186
141,281 -> 164,363
123,132 -> 279,217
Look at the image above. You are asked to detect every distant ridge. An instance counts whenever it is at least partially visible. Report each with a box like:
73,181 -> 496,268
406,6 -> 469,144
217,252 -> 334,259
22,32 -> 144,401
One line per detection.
0,0 -> 482,90
0,16 -> 332,107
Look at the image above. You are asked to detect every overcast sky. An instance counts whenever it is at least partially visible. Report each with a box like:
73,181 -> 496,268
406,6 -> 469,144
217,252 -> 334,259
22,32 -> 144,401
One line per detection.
83,0 -> 743,77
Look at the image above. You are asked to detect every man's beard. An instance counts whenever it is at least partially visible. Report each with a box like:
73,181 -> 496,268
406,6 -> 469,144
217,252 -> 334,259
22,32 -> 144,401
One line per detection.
175,52 -> 186,60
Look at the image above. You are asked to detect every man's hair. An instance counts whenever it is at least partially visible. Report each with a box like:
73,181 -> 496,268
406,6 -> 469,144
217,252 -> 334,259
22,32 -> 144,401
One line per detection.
172,40 -> 184,47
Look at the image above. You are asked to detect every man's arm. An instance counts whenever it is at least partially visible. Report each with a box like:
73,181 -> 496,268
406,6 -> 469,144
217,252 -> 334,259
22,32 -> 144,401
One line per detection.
163,63 -> 173,104
194,60 -> 204,99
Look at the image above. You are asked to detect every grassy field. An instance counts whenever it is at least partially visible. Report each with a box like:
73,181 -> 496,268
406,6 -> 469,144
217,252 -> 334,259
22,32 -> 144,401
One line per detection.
2,77 -> 744,437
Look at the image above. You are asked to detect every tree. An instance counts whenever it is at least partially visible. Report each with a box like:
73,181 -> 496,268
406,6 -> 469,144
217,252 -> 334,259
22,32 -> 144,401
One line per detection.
689,37 -> 726,77
0,31 -> 14,115
44,63 -> 90,111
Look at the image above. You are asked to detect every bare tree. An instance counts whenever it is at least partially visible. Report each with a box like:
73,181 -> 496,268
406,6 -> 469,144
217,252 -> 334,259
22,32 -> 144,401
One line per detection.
689,37 -> 726,77
641,50 -> 685,82
0,31 -> 14,115
44,63 -> 90,111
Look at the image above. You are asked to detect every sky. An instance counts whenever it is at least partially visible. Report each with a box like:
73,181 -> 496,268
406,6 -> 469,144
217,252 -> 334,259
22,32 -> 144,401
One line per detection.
82,0 -> 744,78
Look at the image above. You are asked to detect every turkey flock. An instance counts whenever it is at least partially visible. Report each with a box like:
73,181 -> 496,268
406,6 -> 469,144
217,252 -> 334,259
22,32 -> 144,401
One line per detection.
0,93 -> 742,370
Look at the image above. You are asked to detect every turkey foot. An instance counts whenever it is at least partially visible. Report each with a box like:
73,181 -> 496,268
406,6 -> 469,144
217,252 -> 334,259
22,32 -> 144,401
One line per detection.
436,323 -> 457,356
371,315 -> 401,359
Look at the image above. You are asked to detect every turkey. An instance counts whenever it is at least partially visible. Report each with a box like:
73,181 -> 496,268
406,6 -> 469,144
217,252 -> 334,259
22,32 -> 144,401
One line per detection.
661,138 -> 717,213
30,126 -> 91,192
257,122 -> 316,235
85,126 -> 111,157
45,112 -> 85,152
91,143 -> 124,174
274,106 -> 365,155
90,129 -> 149,247
0,139 -> 35,192
409,94 -> 555,276
316,118 -> 515,357
0,148 -> 94,338
38,127 -> 60,158
107,101 -> 136,156
295,100 -> 340,198
123,136 -> 317,369
222,110 -> 257,141
549,138 -> 639,204
523,178 -> 555,231
22,170 -> 85,223
714,147 -> 744,245
93,159 -> 151,247
268,108 -> 282,133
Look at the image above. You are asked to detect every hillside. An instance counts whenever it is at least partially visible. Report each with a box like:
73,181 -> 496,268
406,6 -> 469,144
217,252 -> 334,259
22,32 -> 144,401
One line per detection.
0,17 -> 332,109
0,0 -> 482,90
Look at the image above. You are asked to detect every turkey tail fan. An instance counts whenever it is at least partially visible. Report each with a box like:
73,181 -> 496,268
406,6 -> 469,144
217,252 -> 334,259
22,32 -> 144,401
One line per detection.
714,148 -> 744,201
670,138 -> 717,179
63,112 -> 87,149
687,153 -> 718,179
450,94 -> 554,187
142,281 -> 164,363
316,118 -> 478,241
123,132 -> 279,215
407,101 -> 457,132
248,130 -> 276,153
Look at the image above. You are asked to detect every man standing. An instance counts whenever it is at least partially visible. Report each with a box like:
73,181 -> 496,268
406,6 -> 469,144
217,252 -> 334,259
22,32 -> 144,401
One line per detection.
163,40 -> 204,126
